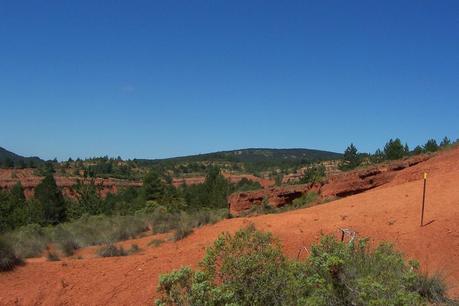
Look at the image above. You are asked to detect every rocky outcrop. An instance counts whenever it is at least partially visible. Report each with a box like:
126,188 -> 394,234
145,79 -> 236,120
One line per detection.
0,173 -> 142,199
228,154 -> 432,216
228,183 -> 320,215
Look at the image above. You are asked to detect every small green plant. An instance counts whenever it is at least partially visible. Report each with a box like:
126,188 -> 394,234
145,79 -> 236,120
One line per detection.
148,239 -> 165,248
6,224 -> 48,258
0,237 -> 23,272
97,243 -> 127,257
299,164 -> 326,183
291,192 -> 318,208
173,215 -> 193,242
46,251 -> 60,261
127,244 -> 141,254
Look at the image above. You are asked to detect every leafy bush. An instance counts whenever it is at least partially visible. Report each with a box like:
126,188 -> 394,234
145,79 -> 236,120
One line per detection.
0,236 -> 23,272
46,251 -> 60,261
291,192 -> 318,208
97,243 -> 127,257
173,213 -> 194,241
148,239 -> 165,248
156,226 -> 454,305
6,224 -> 49,258
52,225 -> 79,256
299,164 -> 326,184
128,244 -> 141,254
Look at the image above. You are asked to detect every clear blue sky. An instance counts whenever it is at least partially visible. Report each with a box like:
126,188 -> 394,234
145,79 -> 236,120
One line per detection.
1,1 -> 458,160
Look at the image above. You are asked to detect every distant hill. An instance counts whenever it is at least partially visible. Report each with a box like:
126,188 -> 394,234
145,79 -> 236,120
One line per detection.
0,147 -> 44,167
135,148 -> 342,172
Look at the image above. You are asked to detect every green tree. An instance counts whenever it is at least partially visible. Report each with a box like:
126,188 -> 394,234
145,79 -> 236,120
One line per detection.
424,139 -> 439,152
440,136 -> 451,147
204,167 -> 231,209
299,164 -> 326,184
142,169 -> 165,201
339,143 -> 362,171
412,145 -> 424,155
34,174 -> 66,225
2,157 -> 14,168
384,138 -> 405,160
404,143 -> 410,155
0,183 -> 29,232
370,148 -> 385,163
67,180 -> 104,219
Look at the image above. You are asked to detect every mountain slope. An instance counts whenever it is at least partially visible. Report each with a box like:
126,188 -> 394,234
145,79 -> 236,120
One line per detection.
0,147 -> 44,167
135,148 -> 342,169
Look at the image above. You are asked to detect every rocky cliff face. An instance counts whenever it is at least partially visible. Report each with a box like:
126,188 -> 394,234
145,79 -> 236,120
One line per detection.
228,154 -> 431,216
0,169 -> 142,199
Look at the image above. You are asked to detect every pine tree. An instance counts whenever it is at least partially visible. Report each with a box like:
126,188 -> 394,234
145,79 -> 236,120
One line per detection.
143,169 -> 165,201
424,139 -> 439,152
383,138 -> 405,160
339,143 -> 362,170
34,174 -> 66,225
440,136 -> 451,147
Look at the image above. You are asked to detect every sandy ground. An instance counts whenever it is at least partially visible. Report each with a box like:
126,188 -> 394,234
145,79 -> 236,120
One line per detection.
1,147 -> 459,305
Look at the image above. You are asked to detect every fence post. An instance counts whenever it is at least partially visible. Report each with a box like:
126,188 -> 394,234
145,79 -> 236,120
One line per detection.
421,173 -> 427,226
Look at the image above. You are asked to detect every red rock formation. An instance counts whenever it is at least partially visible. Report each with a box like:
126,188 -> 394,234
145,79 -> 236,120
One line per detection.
228,154 -> 432,216
0,169 -> 142,199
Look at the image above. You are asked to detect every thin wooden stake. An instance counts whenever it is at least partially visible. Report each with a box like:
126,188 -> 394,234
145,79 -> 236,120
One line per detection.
421,173 -> 427,227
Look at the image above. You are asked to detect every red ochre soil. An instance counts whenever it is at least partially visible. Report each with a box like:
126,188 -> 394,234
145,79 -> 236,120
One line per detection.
1,147 -> 459,305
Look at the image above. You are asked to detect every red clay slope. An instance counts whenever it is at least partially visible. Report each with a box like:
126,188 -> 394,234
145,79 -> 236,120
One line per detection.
1,147 -> 459,305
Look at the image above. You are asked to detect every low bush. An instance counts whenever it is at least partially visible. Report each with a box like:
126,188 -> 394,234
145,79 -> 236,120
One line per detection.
0,237 -> 23,272
52,225 -> 79,256
291,191 -> 318,208
46,251 -> 60,261
5,224 -> 49,258
0,208 -> 227,260
156,226 -> 455,305
127,244 -> 141,254
148,239 -> 165,248
97,243 -> 127,257
173,213 -> 193,241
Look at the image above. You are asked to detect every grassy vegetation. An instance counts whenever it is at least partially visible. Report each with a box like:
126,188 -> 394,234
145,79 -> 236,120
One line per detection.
0,207 -> 228,266
0,237 -> 23,271
46,251 -> 60,261
148,239 -> 165,248
97,243 -> 127,257
156,225 -> 456,305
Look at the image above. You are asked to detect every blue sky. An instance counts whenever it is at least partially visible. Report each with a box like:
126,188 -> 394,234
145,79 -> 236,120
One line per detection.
1,1 -> 458,160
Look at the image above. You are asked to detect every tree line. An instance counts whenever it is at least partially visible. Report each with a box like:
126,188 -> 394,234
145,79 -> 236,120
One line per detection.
339,136 -> 455,171
0,167 -> 261,233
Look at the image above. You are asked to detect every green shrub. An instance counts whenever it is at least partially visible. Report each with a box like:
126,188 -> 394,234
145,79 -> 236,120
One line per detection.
52,225 -> 79,256
6,224 -> 48,258
299,164 -> 326,183
127,244 -> 141,254
173,213 -> 193,241
148,239 -> 165,248
0,237 -> 23,272
291,192 -> 318,208
97,243 -> 127,257
156,226 -> 454,305
410,272 -> 449,303
46,251 -> 60,261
